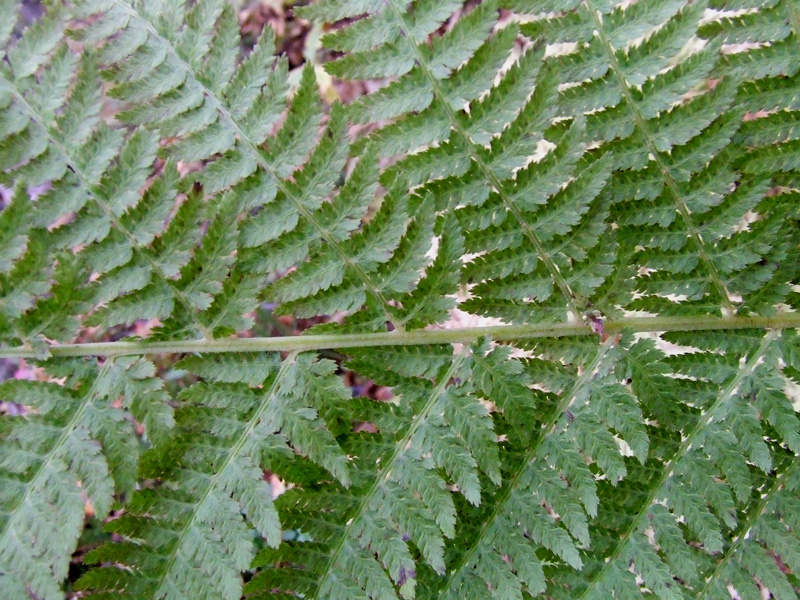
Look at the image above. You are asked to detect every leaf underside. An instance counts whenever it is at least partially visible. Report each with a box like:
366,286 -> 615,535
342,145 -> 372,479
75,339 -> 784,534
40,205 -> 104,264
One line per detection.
0,0 -> 799,599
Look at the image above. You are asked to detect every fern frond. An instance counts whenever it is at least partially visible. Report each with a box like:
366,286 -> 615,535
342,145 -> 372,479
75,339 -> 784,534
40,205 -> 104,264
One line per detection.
0,4 -> 218,342
699,1 -> 800,314
566,329 -> 800,599
426,334 -> 658,599
458,124 -> 615,324
78,0 -> 456,333
0,1 -> 798,599
310,1 -> 619,324
516,0 -> 800,318
0,357 -> 169,600
77,351 -> 350,600
0,7 -> 100,342
696,460 -> 800,600
248,339 -> 536,600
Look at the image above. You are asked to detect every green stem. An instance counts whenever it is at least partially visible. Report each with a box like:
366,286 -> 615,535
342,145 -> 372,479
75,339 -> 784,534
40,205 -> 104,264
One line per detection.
1,314 -> 798,358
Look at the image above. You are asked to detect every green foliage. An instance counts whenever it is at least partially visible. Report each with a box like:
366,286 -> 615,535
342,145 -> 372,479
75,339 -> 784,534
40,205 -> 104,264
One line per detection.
0,0 -> 798,599
0,357 -> 170,599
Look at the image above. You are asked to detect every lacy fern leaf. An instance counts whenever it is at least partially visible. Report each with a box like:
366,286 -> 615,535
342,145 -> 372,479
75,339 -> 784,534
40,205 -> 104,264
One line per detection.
0,0 -> 798,599
0,357 -> 169,600
77,352 -> 350,600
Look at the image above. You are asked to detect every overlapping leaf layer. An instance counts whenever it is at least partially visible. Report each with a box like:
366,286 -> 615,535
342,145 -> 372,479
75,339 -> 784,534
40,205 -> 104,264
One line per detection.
0,0 -> 798,599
